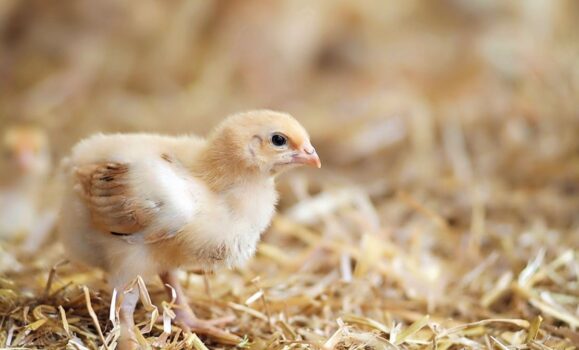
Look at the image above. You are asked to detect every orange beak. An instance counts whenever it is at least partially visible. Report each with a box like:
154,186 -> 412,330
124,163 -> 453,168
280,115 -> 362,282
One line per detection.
292,144 -> 321,168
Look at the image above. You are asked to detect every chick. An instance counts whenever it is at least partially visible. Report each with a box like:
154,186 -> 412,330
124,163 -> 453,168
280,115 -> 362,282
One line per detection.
58,110 -> 321,349
0,125 -> 54,245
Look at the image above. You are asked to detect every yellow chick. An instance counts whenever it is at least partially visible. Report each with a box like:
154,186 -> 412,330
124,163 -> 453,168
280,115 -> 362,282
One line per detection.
58,110 -> 321,349
0,125 -> 54,244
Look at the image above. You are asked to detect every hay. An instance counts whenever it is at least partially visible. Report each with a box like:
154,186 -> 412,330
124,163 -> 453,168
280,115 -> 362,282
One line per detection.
1,1 -> 579,349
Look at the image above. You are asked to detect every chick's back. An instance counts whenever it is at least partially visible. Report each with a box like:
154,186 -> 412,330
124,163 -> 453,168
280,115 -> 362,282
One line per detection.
70,133 -> 205,165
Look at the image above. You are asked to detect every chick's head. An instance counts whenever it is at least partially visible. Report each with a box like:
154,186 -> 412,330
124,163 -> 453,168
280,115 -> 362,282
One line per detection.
2,125 -> 51,177
210,110 -> 321,175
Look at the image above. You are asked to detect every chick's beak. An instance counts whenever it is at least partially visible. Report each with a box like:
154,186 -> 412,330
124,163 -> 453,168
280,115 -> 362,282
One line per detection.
16,149 -> 35,171
292,144 -> 321,168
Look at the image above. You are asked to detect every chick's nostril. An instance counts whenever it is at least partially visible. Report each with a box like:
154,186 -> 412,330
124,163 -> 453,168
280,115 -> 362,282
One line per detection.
304,146 -> 315,155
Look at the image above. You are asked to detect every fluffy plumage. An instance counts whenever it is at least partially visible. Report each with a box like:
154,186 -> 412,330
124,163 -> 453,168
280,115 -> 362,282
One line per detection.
58,110 -> 320,348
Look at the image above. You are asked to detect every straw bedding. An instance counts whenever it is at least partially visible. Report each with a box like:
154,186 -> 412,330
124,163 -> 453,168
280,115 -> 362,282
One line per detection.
0,1 -> 578,349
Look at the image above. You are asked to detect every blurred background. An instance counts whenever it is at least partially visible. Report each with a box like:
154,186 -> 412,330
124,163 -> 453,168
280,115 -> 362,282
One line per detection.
1,1 -> 578,348
2,0 -> 578,155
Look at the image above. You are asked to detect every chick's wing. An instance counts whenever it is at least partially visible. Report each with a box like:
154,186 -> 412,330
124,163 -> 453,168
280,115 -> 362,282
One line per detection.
75,163 -> 154,233
75,162 -> 182,243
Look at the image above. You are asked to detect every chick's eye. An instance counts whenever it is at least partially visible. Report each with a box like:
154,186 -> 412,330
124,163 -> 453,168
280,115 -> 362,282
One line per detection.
271,134 -> 287,147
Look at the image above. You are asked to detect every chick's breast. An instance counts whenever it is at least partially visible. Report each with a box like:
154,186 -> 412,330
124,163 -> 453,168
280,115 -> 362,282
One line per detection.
173,177 -> 278,270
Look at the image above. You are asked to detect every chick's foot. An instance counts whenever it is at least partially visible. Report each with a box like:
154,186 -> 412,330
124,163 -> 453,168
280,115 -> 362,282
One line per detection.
160,270 -> 241,344
174,309 -> 240,343
175,309 -> 235,329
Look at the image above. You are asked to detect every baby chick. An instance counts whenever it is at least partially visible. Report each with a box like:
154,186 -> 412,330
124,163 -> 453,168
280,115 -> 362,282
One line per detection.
58,110 -> 320,349
0,125 -> 54,244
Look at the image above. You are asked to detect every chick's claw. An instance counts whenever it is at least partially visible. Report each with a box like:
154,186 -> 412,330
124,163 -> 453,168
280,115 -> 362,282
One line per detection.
157,310 -> 240,344
175,312 -> 236,329
176,315 -> 241,345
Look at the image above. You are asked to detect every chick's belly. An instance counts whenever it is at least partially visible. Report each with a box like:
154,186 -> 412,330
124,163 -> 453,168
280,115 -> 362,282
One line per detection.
104,240 -> 161,284
159,226 -> 262,271
158,240 -> 258,271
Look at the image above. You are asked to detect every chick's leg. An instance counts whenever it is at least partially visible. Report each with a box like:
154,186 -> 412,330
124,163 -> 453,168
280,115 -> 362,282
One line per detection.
117,287 -> 139,350
159,271 -> 239,342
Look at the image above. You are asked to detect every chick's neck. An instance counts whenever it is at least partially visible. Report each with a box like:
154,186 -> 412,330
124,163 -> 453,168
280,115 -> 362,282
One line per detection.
192,136 -> 268,193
